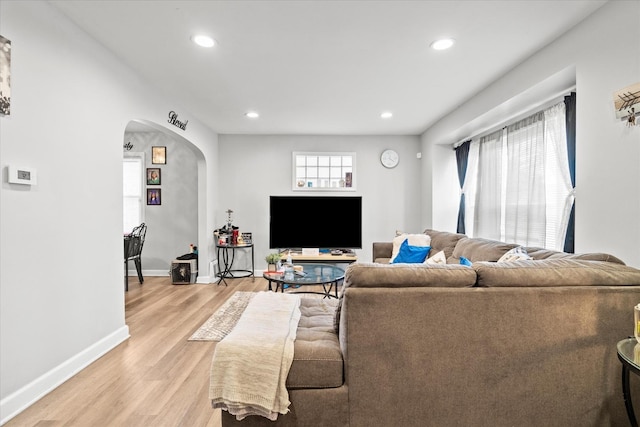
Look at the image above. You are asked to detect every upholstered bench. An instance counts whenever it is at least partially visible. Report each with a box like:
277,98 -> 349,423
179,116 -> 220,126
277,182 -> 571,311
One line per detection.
221,297 -> 348,427
288,298 -> 343,389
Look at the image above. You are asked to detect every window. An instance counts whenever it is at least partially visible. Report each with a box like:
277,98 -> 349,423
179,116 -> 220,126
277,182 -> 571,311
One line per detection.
463,101 -> 573,250
123,154 -> 144,233
293,152 -> 356,191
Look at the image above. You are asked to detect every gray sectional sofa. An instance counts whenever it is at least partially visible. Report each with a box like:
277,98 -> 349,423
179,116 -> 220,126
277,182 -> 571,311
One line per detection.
222,229 -> 640,427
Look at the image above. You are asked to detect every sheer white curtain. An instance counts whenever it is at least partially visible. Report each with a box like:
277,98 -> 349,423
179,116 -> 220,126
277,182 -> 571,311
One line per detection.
504,112 -> 546,246
462,141 -> 479,238
463,101 -> 572,250
543,103 -> 573,249
470,129 -> 505,241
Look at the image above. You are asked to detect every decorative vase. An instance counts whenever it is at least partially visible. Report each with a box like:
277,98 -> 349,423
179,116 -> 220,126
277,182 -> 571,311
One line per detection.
268,263 -> 276,272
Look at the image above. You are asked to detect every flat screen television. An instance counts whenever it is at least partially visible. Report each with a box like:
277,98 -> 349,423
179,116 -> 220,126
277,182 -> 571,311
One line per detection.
269,196 -> 362,250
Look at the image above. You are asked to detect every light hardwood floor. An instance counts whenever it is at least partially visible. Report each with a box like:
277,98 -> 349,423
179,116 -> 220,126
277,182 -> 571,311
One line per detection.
5,276 -> 269,427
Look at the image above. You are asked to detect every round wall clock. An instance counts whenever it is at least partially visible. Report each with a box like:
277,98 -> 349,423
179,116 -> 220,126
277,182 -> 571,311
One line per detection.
380,149 -> 399,168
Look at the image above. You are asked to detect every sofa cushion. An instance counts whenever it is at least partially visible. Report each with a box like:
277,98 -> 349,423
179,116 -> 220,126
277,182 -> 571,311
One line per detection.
392,239 -> 431,264
473,259 -> 640,287
288,298 -> 343,389
423,229 -> 467,260
523,246 -> 564,260
425,250 -> 447,265
506,246 -> 625,265
390,233 -> 431,263
549,252 -> 626,265
459,256 -> 473,266
451,237 -> 519,263
344,262 -> 478,288
498,246 -> 532,263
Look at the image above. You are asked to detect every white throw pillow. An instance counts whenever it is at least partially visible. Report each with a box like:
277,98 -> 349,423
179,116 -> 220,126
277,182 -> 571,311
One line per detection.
498,246 -> 532,263
425,250 -> 446,265
390,233 -> 431,263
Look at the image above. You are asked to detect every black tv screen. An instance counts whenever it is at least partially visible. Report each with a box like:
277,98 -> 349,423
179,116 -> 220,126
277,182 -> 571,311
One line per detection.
269,196 -> 362,249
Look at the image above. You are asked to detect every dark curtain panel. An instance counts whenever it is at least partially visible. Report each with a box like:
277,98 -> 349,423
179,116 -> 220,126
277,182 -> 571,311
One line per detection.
563,92 -> 576,253
455,140 -> 471,234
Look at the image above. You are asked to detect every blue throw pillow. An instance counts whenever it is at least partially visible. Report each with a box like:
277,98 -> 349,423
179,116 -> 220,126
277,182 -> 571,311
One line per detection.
392,239 -> 431,264
459,256 -> 472,267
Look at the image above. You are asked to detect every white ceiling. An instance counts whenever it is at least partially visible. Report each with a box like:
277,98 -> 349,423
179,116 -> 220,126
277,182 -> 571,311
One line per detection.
51,0 -> 606,136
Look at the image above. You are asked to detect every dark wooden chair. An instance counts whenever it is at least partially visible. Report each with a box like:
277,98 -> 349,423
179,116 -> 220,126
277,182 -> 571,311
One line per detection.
124,223 -> 147,291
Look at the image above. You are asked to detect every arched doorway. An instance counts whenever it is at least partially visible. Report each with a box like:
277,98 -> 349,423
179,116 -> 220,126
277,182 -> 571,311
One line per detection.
123,119 -> 209,283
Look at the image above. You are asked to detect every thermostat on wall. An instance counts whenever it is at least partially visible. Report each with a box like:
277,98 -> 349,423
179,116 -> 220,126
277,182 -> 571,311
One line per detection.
8,165 -> 37,185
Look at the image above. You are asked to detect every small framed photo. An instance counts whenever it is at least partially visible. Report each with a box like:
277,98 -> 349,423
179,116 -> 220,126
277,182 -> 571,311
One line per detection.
147,188 -> 161,205
146,168 -> 161,185
152,146 -> 166,164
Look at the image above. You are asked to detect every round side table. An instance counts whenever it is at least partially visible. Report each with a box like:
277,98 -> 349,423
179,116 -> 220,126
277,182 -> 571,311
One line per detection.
617,338 -> 640,427
216,243 -> 254,286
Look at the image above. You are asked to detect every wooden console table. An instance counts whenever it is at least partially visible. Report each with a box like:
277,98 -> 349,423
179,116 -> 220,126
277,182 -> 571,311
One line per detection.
287,252 -> 357,264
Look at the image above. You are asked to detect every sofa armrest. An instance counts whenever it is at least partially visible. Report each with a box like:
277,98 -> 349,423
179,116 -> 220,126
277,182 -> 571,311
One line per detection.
372,242 -> 393,262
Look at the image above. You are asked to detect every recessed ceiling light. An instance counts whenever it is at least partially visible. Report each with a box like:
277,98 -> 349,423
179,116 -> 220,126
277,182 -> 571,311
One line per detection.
430,38 -> 455,50
191,34 -> 215,48
245,111 -> 259,119
381,111 -> 393,119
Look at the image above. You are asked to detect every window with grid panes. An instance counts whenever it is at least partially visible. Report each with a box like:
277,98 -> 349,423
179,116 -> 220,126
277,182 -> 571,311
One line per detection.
293,152 -> 355,191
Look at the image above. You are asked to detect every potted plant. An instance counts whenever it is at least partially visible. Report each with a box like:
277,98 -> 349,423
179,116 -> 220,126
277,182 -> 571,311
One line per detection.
265,252 -> 281,272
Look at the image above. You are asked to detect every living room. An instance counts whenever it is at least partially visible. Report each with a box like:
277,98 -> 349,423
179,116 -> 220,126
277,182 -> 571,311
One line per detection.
1,0 -> 639,425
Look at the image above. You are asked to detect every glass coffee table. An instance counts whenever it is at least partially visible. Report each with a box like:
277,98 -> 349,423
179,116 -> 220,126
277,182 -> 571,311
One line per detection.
617,338 -> 640,427
263,263 -> 345,299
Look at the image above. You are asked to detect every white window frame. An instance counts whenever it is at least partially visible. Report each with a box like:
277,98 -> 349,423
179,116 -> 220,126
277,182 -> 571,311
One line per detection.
292,151 -> 356,191
123,152 -> 145,233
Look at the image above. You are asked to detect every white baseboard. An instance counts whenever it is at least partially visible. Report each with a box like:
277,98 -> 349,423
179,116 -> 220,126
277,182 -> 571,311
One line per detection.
197,275 -> 217,284
0,326 -> 130,426
127,269 -> 169,277
127,270 -> 219,284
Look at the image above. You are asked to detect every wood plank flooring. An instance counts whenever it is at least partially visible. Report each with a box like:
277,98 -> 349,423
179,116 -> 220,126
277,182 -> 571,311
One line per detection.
5,276 -> 268,427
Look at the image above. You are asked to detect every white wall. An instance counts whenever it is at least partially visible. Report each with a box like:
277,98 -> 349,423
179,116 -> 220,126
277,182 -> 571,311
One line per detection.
0,1 -> 219,423
422,0 -> 640,267
218,135 -> 422,266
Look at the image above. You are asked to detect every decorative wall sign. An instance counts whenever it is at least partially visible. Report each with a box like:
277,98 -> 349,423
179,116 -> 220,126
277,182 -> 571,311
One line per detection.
152,146 -> 166,164
0,35 -> 11,116
123,141 -> 133,151
168,110 -> 188,130
146,168 -> 161,185
613,82 -> 640,126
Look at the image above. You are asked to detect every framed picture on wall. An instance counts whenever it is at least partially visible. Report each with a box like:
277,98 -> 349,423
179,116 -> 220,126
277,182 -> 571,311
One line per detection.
146,168 -> 161,185
147,188 -> 161,205
0,35 -> 11,116
152,146 -> 166,164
